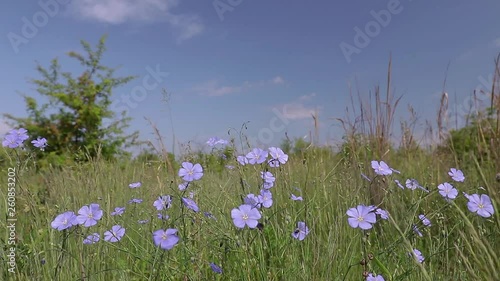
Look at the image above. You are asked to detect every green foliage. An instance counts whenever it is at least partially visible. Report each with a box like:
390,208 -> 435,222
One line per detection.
279,137 -> 333,164
443,113 -> 499,164
279,138 -> 292,154
279,137 -> 313,155
134,149 -> 162,163
192,146 -> 234,174
3,144 -> 499,280
4,35 -> 139,165
133,148 -> 178,172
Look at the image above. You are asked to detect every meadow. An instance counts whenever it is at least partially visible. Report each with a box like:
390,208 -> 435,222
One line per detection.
1,48 -> 499,280
0,127 -> 499,281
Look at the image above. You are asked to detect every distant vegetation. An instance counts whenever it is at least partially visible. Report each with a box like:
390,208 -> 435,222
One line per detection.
1,36 -> 499,280
3,35 -> 139,168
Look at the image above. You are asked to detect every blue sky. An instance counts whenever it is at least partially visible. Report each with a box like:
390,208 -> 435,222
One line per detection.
1,0 -> 499,154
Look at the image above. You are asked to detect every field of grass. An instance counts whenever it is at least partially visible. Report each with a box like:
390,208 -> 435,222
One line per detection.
1,142 -> 499,281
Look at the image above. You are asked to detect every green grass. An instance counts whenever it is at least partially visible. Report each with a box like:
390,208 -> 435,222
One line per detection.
1,147 -> 499,281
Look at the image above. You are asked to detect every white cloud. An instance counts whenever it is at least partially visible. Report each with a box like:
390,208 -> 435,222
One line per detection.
271,76 -> 285,85
191,76 -> 286,97
298,92 -> 316,102
166,13 -> 204,43
281,102 -> 318,120
0,119 -> 11,136
275,93 -> 320,120
67,0 -> 203,42
191,80 -> 242,97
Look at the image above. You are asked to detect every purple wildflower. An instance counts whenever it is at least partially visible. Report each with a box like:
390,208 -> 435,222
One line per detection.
410,248 -> 425,263
2,128 -> 29,148
245,148 -> 268,165
13,128 -> 29,141
405,179 -> 429,192
206,137 -> 218,147
261,171 -> 275,183
206,137 -> 228,147
210,262 -> 223,274
366,274 -> 385,281
268,147 -> 288,167
366,273 -> 385,281
237,155 -> 248,165
129,182 -> 141,188
152,228 -> 179,250
463,192 -> 472,200
157,213 -> 169,220
438,182 -> 458,200
448,168 -> 465,182
375,208 -> 389,220
51,211 -> 77,231
178,162 -> 204,182
371,160 -> 393,176
128,198 -> 143,204
390,167 -> 401,174
262,181 -> 274,189
244,193 -> 260,208
258,189 -> 273,208
76,203 -> 103,227
31,137 -> 48,151
291,194 -> 303,201
292,221 -> 309,241
346,205 -> 377,230
110,207 -> 125,216
104,225 -> 125,242
178,182 -> 189,191
2,134 -> 21,148
418,214 -> 431,227
395,179 -> 405,189
182,197 -> 199,212
231,204 -> 261,229
412,225 -> 423,237
204,212 -> 217,220
153,195 -> 172,211
467,194 -> 494,218
83,233 -> 100,244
